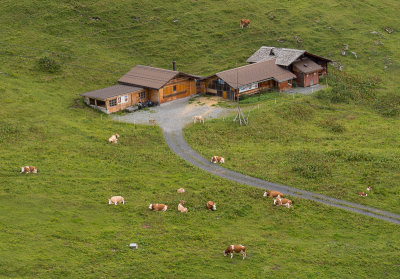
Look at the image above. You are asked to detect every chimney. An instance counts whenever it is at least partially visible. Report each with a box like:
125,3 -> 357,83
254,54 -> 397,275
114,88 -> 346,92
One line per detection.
172,61 -> 176,71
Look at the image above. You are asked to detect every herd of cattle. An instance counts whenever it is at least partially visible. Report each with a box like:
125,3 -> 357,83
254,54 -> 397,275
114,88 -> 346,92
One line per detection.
19,132 -> 374,259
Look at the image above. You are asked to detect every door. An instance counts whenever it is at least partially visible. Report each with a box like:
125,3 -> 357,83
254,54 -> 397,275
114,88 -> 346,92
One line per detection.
310,76 -> 314,86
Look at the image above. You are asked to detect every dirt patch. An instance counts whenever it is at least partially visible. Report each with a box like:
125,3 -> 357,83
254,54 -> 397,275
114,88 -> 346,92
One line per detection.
69,98 -> 85,109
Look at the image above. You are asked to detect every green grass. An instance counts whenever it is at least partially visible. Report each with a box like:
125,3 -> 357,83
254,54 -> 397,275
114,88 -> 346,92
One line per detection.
1,0 -> 400,278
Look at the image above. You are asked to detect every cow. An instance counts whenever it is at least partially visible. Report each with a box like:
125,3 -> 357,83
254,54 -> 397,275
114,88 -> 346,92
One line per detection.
240,19 -> 250,29
263,190 -> 284,198
108,196 -> 125,205
224,245 -> 246,260
177,201 -> 188,213
357,192 -> 368,197
366,186 -> 373,192
20,166 -> 37,174
211,156 -> 225,164
108,134 -> 120,143
206,201 -> 216,211
149,203 -> 168,211
177,188 -> 185,193
193,115 -> 204,124
273,195 -> 292,208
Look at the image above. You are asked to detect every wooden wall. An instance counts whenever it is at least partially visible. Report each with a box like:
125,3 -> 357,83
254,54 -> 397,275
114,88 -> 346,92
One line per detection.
159,77 -> 195,103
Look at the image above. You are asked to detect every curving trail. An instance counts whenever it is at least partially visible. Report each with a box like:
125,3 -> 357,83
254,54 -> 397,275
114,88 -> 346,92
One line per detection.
163,129 -> 400,225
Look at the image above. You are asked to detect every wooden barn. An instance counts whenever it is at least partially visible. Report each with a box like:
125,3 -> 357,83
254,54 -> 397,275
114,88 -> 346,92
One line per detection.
81,63 -> 200,113
246,46 -> 331,87
202,58 -> 296,100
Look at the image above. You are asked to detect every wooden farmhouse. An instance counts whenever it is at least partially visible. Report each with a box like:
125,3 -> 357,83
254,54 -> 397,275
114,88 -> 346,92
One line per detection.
246,46 -> 331,87
81,64 -> 199,114
201,59 -> 296,100
81,47 -> 331,113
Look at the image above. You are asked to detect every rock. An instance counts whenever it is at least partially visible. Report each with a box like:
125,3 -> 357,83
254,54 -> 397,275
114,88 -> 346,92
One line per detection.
90,16 -> 101,21
351,51 -> 358,59
294,35 -> 302,44
384,27 -> 393,34
277,38 -> 286,43
370,31 -> 380,34
343,44 -> 349,50
341,49 -> 346,56
173,18 -> 178,23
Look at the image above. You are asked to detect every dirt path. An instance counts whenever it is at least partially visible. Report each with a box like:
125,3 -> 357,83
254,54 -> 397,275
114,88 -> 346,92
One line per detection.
163,130 -> 400,225
115,96 -> 400,224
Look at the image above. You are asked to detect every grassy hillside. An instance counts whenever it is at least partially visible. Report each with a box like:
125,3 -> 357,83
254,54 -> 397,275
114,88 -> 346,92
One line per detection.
1,0 -> 400,278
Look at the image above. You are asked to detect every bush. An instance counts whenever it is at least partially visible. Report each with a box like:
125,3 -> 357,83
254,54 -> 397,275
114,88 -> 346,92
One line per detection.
38,56 -> 61,73
289,150 -> 332,179
319,117 -> 346,133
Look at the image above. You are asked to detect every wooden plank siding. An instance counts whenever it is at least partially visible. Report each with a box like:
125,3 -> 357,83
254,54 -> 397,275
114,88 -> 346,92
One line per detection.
159,77 -> 196,104
104,89 -> 145,113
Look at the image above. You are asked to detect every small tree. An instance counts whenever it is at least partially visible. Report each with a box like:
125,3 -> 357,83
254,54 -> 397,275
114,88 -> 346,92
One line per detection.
38,56 -> 61,73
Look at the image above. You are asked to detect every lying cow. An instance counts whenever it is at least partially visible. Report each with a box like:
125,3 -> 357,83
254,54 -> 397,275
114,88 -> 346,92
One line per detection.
108,134 -> 120,143
206,201 -> 216,211
211,156 -> 225,164
366,186 -> 373,192
263,190 -> 284,198
357,192 -> 368,197
224,245 -> 246,260
177,188 -> 185,193
193,115 -> 204,124
108,196 -> 125,205
240,19 -> 250,28
273,195 -> 292,208
149,203 -> 168,211
177,201 -> 188,213
21,166 -> 37,174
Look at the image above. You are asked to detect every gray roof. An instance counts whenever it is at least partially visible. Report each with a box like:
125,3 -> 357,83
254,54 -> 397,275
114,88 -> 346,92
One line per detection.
246,46 -> 305,66
293,58 -> 323,74
81,85 -> 143,100
119,65 -> 180,89
216,59 -> 296,89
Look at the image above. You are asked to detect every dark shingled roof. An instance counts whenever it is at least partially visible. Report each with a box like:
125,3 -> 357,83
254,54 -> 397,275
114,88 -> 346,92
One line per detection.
247,46 -> 331,66
216,59 -> 296,89
293,58 -> 323,74
80,85 -> 143,100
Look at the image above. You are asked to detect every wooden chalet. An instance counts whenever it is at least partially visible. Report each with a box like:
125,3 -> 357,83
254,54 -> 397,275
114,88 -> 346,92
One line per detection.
81,63 -> 200,114
201,59 -> 296,100
246,46 -> 331,87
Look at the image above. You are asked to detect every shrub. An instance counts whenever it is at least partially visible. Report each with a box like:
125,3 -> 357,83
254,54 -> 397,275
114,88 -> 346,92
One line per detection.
373,92 -> 400,117
38,56 -> 61,73
319,117 -> 346,133
289,150 -> 332,179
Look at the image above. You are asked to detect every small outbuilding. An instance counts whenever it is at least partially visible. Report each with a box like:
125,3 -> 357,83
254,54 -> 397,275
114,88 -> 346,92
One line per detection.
292,58 -> 323,87
81,84 -> 144,114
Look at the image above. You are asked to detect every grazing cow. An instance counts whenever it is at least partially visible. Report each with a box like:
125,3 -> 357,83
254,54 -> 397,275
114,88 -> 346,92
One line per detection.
357,192 -> 368,197
20,166 -> 37,174
224,245 -> 246,260
177,188 -> 185,193
108,134 -> 120,143
177,201 -> 188,213
149,203 -> 168,211
263,190 -> 284,198
206,201 -> 216,211
193,115 -> 204,124
240,19 -> 250,28
273,195 -> 292,208
108,196 -> 125,205
366,186 -> 373,192
211,156 -> 225,164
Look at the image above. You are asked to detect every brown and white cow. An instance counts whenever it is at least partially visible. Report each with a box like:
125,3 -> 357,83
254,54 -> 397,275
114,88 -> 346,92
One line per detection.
263,190 -> 284,198
20,166 -> 37,174
224,244 -> 246,259
108,196 -> 125,205
240,19 -> 250,28
177,188 -> 185,193
211,156 -> 225,164
206,201 -> 217,211
357,192 -> 368,197
273,195 -> 292,208
108,134 -> 120,143
366,186 -> 373,192
177,201 -> 188,213
149,203 -> 168,211
193,115 -> 204,124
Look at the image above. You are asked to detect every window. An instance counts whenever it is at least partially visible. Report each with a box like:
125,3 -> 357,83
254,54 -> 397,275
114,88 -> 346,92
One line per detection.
139,91 -> 146,100
109,98 -> 117,107
239,82 -> 258,93
173,85 -> 177,92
